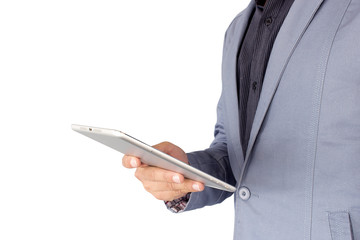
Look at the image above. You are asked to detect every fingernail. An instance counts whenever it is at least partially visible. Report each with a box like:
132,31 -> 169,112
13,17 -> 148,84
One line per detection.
130,158 -> 138,168
172,175 -> 180,184
192,183 -> 201,191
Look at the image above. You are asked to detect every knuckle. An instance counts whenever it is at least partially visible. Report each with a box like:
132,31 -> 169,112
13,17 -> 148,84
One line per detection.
153,192 -> 175,202
153,193 -> 164,201
174,190 -> 185,198
167,182 -> 187,193
167,182 -> 176,191
149,169 -> 157,181
142,182 -> 152,192
134,169 -> 142,180
170,190 -> 187,201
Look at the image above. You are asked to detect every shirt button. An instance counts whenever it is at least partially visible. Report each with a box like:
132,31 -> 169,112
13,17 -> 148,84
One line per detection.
265,17 -> 273,26
239,187 -> 251,201
252,81 -> 257,91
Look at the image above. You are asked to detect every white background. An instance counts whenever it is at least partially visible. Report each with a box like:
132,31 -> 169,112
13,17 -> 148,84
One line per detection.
0,1 -> 249,239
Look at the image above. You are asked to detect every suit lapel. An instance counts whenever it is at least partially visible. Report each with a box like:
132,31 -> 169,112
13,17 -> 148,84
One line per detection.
222,2 -> 255,169
245,0 -> 325,160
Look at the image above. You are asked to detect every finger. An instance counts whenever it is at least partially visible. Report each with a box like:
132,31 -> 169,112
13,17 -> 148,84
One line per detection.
135,166 -> 185,183
152,191 -> 189,201
122,155 -> 141,168
150,181 -> 204,201
141,178 -> 204,194
163,179 -> 204,193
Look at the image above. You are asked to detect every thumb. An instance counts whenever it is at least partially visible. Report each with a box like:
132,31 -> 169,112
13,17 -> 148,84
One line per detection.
152,141 -> 189,164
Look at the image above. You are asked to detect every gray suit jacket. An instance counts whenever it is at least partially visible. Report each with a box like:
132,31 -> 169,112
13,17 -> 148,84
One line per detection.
183,0 -> 360,239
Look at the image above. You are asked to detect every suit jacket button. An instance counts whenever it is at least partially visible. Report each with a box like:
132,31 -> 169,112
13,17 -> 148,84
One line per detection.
239,187 -> 251,201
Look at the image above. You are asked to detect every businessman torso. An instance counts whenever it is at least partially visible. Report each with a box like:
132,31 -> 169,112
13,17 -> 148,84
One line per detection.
186,0 -> 360,239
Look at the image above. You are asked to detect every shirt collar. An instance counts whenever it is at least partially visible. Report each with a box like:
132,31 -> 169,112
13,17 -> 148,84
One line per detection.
255,0 -> 267,9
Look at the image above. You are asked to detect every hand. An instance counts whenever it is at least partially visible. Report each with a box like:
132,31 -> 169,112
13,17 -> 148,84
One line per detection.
122,141 -> 204,201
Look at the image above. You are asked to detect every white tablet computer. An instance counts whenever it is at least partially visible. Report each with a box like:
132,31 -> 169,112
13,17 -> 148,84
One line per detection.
72,124 -> 236,192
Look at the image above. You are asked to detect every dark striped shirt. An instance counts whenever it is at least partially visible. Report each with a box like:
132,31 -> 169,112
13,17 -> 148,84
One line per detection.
237,0 -> 294,155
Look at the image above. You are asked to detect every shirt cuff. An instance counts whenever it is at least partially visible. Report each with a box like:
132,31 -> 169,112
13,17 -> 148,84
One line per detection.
165,193 -> 191,213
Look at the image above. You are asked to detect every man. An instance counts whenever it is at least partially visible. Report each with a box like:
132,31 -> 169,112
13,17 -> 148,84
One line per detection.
123,0 -> 360,239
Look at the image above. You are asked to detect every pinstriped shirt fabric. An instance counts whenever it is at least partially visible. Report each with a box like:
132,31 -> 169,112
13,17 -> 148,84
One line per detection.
238,0 -> 294,155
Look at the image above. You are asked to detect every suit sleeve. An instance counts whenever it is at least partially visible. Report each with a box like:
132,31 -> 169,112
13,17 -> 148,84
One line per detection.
166,21 -> 241,212
182,93 -> 237,212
